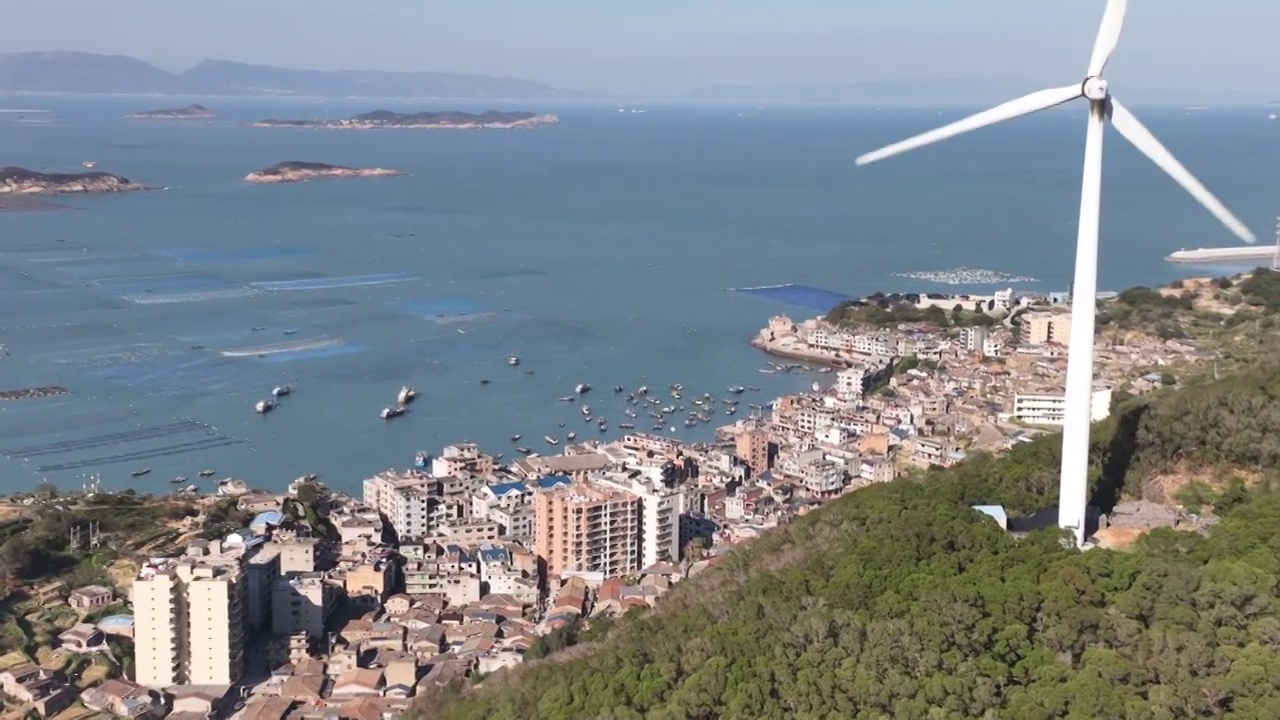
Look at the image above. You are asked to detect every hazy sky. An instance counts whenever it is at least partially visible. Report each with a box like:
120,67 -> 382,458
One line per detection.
1,0 -> 1276,95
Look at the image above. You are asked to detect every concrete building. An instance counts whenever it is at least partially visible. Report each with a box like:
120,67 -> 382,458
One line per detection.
431,442 -> 495,478
593,473 -> 684,568
734,429 -> 771,478
362,470 -> 460,541
271,573 -> 341,640
1013,387 -> 1113,426
133,552 -> 247,688
1023,313 -> 1072,345
534,482 -> 641,578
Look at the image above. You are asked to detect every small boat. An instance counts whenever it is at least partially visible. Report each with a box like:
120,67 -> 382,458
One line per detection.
413,451 -> 430,469
516,446 -> 532,454
726,407 -> 737,415
684,419 -> 697,427
759,368 -> 776,374
619,423 -> 635,429
598,424 -> 608,432
301,473 -> 318,482
811,382 -> 822,393
670,383 -> 684,391
170,476 -> 186,484
398,386 -> 417,404
283,330 -> 298,335
495,453 -> 504,460
558,422 -> 566,427
637,385 -> 649,395
82,160 -> 96,168
131,468 -> 151,477
507,356 -> 520,366
198,469 -> 215,477
566,431 -> 577,441
614,385 -> 625,393
254,399 -> 275,414
575,383 -> 591,394
381,405 -> 406,420
272,385 -> 291,397
523,370 -> 535,375
544,436 -> 559,446
511,434 -> 522,441
558,396 -> 576,403
672,392 -> 682,400
748,386 -> 761,391
727,386 -> 745,394
580,405 -> 592,416
479,379 -> 490,385
184,485 -> 197,492
583,415 -> 593,423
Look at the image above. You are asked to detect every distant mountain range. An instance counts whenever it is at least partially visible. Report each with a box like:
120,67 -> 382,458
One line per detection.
0,52 -> 585,100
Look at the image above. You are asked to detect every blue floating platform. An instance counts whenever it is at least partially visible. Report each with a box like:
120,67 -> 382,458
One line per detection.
733,283 -> 852,311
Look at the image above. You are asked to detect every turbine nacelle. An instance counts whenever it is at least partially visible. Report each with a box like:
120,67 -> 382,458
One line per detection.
1082,76 -> 1109,102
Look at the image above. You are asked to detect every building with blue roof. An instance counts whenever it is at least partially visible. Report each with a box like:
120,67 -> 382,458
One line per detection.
487,481 -> 527,498
536,475 -> 572,490
249,510 -> 284,533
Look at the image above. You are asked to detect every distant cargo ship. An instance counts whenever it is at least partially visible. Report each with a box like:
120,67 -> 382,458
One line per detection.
1165,246 -> 1278,264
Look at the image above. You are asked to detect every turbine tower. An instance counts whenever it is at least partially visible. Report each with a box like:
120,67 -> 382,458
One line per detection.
854,0 -> 1254,547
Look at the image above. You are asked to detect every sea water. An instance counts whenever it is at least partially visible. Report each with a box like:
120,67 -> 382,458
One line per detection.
0,96 -> 1276,495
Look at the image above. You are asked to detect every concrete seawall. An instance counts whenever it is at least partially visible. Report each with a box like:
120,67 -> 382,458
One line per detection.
751,336 -> 851,368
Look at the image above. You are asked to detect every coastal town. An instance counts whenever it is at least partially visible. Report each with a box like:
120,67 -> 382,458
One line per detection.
0,279 -> 1243,720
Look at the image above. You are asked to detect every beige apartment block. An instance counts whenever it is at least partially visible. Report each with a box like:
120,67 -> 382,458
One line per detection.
534,482 -> 640,578
133,560 -> 246,689
1023,313 -> 1072,345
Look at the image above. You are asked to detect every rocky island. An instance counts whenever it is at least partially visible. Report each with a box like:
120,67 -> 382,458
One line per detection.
254,109 -> 559,130
126,103 -> 215,119
244,161 -> 404,184
0,166 -> 148,195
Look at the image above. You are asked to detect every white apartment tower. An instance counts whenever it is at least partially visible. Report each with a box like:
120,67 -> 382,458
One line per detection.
134,560 -> 246,688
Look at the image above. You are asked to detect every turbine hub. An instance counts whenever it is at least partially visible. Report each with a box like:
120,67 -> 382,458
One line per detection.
1082,76 -> 1109,102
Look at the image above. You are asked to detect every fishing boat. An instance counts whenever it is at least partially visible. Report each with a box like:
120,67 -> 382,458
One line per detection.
748,385 -> 761,391
198,469 -> 215,477
811,382 -> 822,393
516,446 -> 532,454
413,451 -> 430,469
131,468 -> 151,477
614,385 -> 625,393
272,385 -> 291,397
637,385 -> 649,395
727,385 -> 745,394
254,399 -> 274,414
575,383 -> 591,394
170,476 -> 186,484
558,396 -> 576,403
510,434 -> 522,441
507,355 -> 520,366
397,386 -> 417,404
619,422 -> 635,429
380,405 -> 406,420
580,405 -> 592,416
479,379 -> 490,385
566,431 -> 577,441
544,435 -> 559,446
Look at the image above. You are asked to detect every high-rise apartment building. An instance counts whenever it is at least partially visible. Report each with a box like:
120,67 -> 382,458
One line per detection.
133,557 -> 247,688
593,473 -> 684,568
534,482 -> 640,578
735,429 -> 771,478
1023,313 -> 1073,345
362,470 -> 462,541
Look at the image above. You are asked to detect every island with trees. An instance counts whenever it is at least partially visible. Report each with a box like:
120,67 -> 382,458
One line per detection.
0,167 -> 148,195
253,109 -> 559,130
124,103 -> 214,120
418,362 -> 1280,718
243,161 -> 404,184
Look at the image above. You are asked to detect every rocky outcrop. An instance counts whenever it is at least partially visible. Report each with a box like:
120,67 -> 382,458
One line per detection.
254,109 -> 559,130
243,161 -> 404,184
126,103 -> 215,119
0,167 -> 147,195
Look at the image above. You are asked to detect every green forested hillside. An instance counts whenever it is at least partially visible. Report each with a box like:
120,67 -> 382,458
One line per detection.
423,370 -> 1280,720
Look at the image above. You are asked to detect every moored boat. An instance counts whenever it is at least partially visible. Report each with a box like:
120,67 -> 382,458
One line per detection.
397,386 -> 417,404
381,405 -> 406,420
131,468 -> 151,477
507,355 -> 520,366
413,451 -> 430,469
272,385 -> 291,397
575,383 -> 591,394
544,435 -> 559,445
254,399 -> 275,414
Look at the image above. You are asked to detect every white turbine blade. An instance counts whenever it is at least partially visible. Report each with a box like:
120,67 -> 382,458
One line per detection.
856,85 -> 1082,166
1109,98 -> 1256,243
1087,0 -> 1129,77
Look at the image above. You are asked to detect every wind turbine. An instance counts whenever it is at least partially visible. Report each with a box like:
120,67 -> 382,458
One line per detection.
855,0 -> 1254,547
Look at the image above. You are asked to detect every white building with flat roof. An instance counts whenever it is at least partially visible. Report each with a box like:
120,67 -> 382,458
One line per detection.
1012,388 -> 1112,426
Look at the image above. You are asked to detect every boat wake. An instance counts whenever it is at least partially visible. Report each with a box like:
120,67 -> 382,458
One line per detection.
889,266 -> 1039,285
219,336 -> 345,358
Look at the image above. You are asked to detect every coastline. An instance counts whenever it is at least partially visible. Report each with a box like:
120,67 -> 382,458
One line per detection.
750,334 -> 850,368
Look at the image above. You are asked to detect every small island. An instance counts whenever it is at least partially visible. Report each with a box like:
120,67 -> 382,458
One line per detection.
254,109 -> 559,130
125,103 -> 215,120
0,166 -> 148,195
243,161 -> 405,184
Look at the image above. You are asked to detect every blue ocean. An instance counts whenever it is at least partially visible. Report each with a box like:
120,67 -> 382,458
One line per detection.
0,96 -> 1275,494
